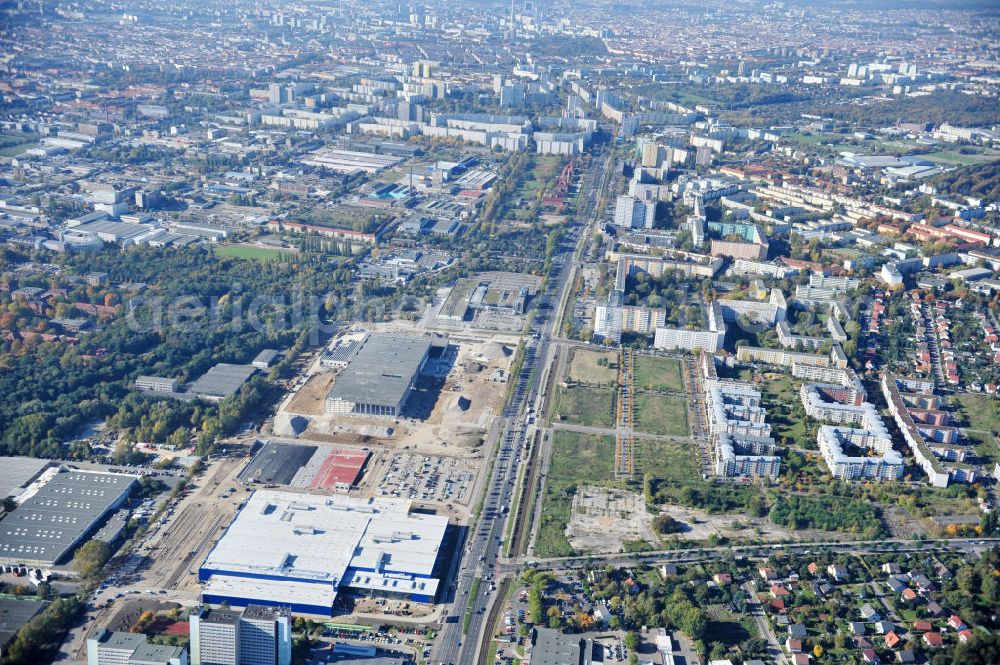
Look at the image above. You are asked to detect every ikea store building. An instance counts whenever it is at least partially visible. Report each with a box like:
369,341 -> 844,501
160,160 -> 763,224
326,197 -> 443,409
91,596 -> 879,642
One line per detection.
198,490 -> 448,615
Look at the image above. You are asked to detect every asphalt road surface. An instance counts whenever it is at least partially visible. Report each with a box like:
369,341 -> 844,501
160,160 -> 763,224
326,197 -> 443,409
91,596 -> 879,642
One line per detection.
431,149 -> 610,665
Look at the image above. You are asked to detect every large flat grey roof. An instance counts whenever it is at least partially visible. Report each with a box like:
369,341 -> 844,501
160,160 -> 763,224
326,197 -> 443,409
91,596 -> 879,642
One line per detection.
530,627 -> 586,665
130,641 -> 186,663
188,363 -> 257,398
0,457 -> 50,499
0,598 -> 45,648
329,656 -> 410,665
0,470 -> 135,564
327,334 -> 431,408
74,220 -> 150,240
236,441 -> 316,485
253,349 -> 280,365
97,631 -> 146,651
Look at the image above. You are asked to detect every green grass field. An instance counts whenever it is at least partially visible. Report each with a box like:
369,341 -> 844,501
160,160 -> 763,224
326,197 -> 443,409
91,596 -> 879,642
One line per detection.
922,150 -> 1000,166
0,133 -> 38,157
638,439 -> 700,483
0,144 -> 31,157
757,374 -> 812,448
534,431 -> 615,557
552,385 -> 615,428
215,244 -> 286,261
518,155 -> 561,195
634,394 -> 689,437
705,616 -> 754,648
566,348 -> 618,386
641,439 -> 762,511
953,393 -> 1000,464
633,355 -> 685,392
954,393 -> 1000,430
785,132 -> 830,146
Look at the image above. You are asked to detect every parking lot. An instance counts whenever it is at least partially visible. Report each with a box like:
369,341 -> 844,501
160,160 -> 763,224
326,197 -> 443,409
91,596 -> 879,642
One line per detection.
376,453 -> 474,504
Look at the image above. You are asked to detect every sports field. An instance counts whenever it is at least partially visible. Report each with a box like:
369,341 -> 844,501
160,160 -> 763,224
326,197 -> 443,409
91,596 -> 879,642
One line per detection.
215,244 -> 287,261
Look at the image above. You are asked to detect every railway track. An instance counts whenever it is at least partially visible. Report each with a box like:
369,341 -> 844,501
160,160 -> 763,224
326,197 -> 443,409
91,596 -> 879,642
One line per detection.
163,511 -> 228,589
475,577 -> 512,665
506,430 -> 541,557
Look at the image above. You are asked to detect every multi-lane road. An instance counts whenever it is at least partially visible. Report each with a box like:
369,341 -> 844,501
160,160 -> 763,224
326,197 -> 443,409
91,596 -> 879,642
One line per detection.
431,149 -> 610,665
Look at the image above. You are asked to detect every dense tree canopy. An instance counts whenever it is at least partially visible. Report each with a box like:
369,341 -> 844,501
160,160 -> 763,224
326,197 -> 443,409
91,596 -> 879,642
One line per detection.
768,494 -> 884,537
72,539 -> 110,578
930,161 -> 1000,202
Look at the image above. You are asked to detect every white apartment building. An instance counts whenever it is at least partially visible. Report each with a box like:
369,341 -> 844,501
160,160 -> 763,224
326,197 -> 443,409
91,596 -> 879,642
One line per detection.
593,304 -> 666,342
881,374 -> 951,488
717,288 -> 787,325
88,631 -> 187,665
135,375 -> 178,393
801,384 -> 902,481
818,426 -> 904,481
190,608 -> 240,665
653,302 -> 726,352
190,605 -> 291,665
706,382 -> 771,439
715,432 -> 781,479
791,364 -> 865,403
239,606 -> 291,665
706,382 -> 779,479
776,320 -> 826,350
613,195 -> 656,229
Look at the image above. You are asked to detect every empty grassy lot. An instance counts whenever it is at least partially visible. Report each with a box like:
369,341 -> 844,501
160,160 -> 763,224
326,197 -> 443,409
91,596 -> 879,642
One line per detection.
634,394 -> 689,437
637,439 -> 700,483
633,355 -> 685,392
953,393 -> 1000,464
954,392 -> 1000,433
552,385 -> 615,429
534,437 -> 704,557
0,133 -> 37,157
922,150 -> 1000,166
565,348 -> 618,386
517,155 -> 562,196
534,431 -> 615,557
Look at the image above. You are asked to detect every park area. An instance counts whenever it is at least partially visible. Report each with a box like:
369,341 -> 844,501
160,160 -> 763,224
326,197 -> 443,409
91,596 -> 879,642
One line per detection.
633,355 -> 685,392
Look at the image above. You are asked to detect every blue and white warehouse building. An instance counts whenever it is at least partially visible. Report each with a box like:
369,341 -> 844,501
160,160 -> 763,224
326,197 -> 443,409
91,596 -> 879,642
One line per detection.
199,490 -> 448,615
